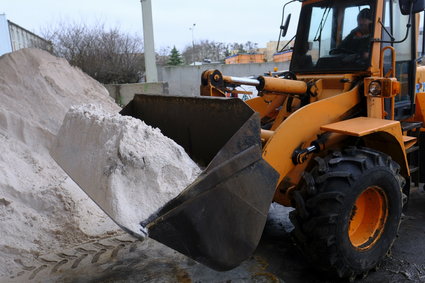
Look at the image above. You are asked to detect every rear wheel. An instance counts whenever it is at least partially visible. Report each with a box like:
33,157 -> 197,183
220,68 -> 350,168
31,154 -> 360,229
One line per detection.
290,147 -> 405,279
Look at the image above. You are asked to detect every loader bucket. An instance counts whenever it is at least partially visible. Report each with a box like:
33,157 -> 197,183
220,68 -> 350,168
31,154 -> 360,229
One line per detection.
119,94 -> 279,271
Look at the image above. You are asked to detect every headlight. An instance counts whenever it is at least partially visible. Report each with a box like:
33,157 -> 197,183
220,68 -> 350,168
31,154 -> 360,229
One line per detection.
369,81 -> 382,97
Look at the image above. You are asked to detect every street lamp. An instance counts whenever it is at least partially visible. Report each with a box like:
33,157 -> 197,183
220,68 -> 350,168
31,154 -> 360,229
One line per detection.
189,23 -> 196,65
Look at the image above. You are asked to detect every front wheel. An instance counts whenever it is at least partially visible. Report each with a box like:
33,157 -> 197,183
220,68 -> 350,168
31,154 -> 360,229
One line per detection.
290,147 -> 405,279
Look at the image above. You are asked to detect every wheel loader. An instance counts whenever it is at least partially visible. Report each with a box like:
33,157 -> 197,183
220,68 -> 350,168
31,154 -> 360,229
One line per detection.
53,0 -> 425,280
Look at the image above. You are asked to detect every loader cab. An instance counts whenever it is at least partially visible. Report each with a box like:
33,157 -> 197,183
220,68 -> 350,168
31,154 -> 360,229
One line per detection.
291,0 -> 423,120
291,0 -> 375,73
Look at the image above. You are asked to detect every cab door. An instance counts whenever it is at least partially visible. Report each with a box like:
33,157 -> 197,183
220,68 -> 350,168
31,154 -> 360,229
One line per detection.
382,0 -> 417,120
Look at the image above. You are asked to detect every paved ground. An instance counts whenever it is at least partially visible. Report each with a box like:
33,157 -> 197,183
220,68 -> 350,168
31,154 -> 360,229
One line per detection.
5,185 -> 425,283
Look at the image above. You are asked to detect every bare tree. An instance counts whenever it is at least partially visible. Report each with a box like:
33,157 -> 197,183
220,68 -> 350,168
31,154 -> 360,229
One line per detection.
228,42 -> 258,54
42,22 -> 144,84
243,41 -> 259,53
156,46 -> 171,66
182,40 -> 227,64
230,43 -> 246,54
181,40 -> 260,64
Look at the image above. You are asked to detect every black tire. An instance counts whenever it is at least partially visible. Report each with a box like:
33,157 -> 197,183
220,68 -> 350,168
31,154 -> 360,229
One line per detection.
290,147 -> 405,279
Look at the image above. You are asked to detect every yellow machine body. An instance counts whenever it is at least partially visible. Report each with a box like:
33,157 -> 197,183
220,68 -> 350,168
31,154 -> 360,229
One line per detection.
200,0 -> 425,207
171,0 -> 425,278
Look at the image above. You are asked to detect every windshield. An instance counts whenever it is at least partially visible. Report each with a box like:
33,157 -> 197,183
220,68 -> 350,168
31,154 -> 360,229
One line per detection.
291,0 -> 374,73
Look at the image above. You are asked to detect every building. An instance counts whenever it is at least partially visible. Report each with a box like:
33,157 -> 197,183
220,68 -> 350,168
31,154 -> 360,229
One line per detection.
225,53 -> 265,64
0,14 -> 52,56
256,41 -> 294,62
223,41 -> 294,64
273,50 -> 293,62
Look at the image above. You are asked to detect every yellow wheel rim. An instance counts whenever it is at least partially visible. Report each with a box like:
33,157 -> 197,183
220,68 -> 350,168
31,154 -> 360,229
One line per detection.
348,186 -> 388,250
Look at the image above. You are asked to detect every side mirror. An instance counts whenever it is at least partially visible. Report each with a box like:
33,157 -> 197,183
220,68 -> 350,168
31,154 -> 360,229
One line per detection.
281,14 -> 292,38
399,0 -> 425,15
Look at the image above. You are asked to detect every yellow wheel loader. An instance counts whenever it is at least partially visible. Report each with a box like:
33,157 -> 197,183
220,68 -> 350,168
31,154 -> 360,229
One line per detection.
55,0 -> 425,280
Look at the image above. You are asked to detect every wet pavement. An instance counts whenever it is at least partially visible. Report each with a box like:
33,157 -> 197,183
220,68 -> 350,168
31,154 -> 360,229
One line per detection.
5,185 -> 425,283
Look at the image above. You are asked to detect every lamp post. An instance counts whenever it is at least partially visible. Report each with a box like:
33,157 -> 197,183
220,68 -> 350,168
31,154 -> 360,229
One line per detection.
189,23 -> 196,65
140,0 -> 158,82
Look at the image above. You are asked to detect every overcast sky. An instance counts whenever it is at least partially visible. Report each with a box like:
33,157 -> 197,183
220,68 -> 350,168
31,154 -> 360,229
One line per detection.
1,0 -> 301,51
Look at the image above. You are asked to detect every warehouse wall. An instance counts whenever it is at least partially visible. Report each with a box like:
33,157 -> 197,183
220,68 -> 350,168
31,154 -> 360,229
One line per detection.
0,15 -> 52,56
8,21 -> 53,52
158,61 -> 291,96
0,14 -> 12,55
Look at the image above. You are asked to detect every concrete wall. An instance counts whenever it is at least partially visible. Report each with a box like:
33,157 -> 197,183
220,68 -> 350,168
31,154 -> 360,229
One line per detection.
105,82 -> 169,106
158,61 -> 291,96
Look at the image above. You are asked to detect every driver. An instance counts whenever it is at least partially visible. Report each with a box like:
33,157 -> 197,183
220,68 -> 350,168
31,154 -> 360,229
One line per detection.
332,8 -> 372,59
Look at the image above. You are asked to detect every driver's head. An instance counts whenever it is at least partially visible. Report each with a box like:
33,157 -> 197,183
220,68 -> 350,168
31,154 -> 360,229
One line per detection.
357,8 -> 372,33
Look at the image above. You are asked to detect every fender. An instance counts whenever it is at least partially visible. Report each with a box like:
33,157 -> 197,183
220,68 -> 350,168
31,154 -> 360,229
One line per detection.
262,85 -> 361,186
321,117 -> 409,178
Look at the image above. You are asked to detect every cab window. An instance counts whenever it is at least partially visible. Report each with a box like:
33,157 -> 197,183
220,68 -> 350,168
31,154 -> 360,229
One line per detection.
291,0 -> 373,73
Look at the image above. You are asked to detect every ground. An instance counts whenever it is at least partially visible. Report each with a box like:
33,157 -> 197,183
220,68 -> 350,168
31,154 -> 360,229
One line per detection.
5,186 -> 425,283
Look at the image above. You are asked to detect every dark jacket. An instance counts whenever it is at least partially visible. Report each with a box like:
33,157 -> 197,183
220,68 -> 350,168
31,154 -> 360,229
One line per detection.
338,27 -> 371,54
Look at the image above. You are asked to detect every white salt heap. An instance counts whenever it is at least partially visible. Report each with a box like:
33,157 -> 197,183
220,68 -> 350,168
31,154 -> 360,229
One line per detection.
0,48 -> 123,277
0,48 -> 201,278
51,104 -> 201,236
